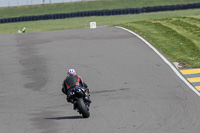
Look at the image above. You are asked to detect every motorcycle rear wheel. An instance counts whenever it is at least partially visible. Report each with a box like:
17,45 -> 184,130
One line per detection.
77,98 -> 90,118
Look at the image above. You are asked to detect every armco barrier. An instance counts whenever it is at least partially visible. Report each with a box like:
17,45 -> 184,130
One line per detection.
0,3 -> 200,24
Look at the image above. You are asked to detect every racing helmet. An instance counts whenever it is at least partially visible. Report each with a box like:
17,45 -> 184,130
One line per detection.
68,69 -> 76,75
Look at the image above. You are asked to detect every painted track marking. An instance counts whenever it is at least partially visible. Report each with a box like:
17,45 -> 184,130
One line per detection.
116,26 -> 200,97
180,68 -> 200,92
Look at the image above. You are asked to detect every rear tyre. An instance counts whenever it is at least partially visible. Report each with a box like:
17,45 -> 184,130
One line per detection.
77,98 -> 90,118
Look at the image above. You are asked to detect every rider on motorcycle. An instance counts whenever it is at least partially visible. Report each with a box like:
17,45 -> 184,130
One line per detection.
62,69 -> 90,104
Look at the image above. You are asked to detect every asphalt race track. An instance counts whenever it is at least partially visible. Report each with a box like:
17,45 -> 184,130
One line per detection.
1,27 -> 200,133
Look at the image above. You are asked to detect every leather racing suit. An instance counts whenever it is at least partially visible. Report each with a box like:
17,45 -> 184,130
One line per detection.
62,74 -> 88,102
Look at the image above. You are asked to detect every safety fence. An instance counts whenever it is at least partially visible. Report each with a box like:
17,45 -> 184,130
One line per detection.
0,2 -> 200,24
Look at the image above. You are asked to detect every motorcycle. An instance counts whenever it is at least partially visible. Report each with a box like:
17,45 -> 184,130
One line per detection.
69,87 -> 91,118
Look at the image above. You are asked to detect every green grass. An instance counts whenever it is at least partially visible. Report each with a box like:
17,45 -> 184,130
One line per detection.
0,9 -> 200,34
120,16 -> 200,68
0,0 -> 200,18
1,1 -> 200,68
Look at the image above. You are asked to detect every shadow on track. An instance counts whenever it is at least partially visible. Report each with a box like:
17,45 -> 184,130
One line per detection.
45,116 -> 83,120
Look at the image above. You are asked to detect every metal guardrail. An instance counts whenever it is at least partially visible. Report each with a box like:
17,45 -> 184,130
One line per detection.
0,2 -> 200,23
1,0 -> 96,8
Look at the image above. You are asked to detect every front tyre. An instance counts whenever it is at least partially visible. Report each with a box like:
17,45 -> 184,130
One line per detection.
77,98 -> 90,118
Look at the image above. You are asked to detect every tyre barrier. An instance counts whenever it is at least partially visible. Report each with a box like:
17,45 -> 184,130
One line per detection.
0,3 -> 200,24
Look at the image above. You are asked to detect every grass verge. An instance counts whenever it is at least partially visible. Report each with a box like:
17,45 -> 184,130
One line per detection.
120,16 -> 200,68
0,0 -> 200,18
0,9 -> 200,68
0,9 -> 200,34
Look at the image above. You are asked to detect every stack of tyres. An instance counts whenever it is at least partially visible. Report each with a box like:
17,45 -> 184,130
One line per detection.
0,3 -> 200,24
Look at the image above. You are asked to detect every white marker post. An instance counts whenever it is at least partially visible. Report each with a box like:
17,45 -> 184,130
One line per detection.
90,22 -> 96,29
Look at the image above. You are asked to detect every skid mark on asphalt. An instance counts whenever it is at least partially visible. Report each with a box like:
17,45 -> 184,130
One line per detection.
16,34 -> 50,90
91,88 -> 130,94
180,69 -> 200,91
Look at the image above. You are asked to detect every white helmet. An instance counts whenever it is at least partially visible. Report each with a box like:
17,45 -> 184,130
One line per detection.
23,27 -> 26,29
68,69 -> 76,75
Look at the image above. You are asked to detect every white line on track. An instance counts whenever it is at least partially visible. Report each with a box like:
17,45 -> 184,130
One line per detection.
116,26 -> 200,97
